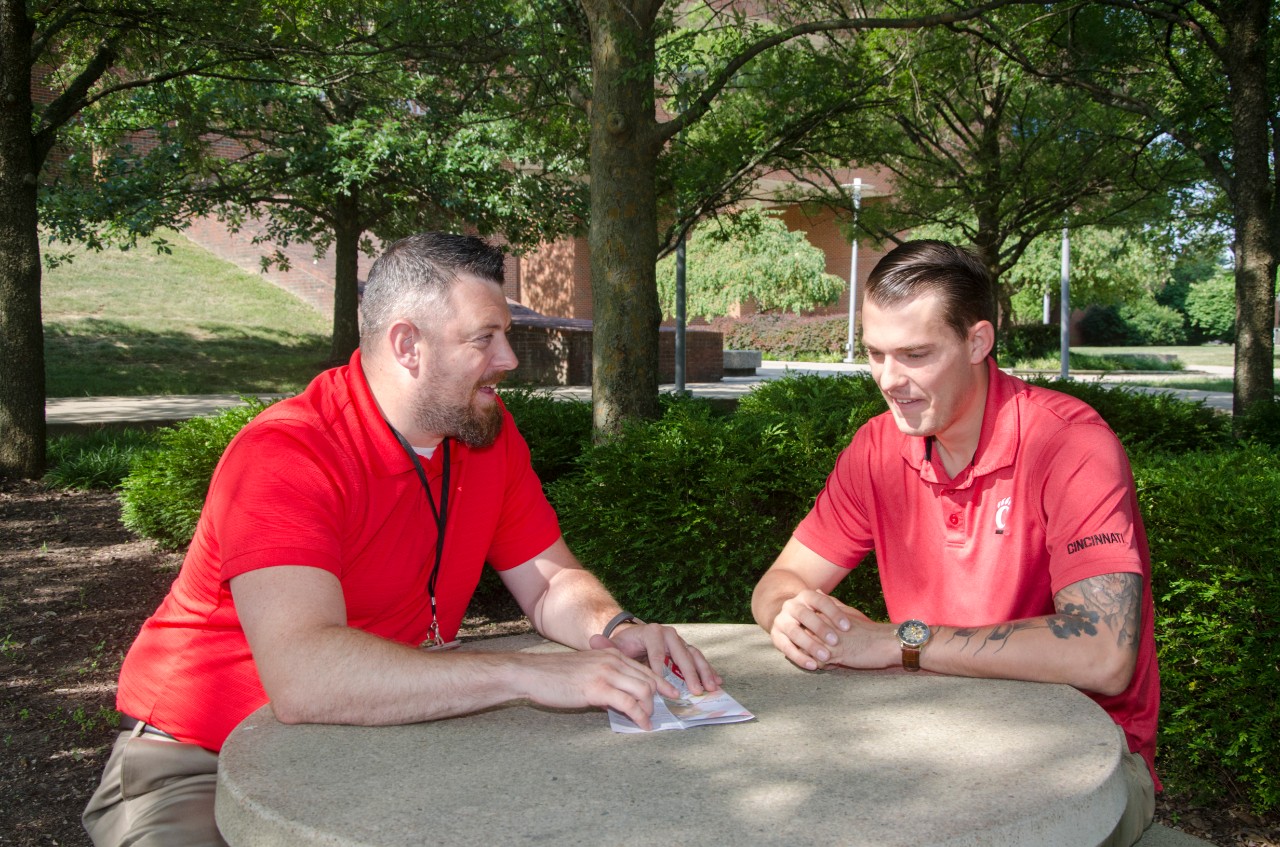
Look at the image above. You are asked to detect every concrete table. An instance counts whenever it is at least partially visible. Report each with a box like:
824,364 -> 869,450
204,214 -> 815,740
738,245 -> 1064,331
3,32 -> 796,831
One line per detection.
216,623 -> 1128,847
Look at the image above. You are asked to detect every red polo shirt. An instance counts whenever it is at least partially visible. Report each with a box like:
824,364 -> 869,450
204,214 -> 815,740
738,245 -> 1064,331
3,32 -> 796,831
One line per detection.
116,350 -> 561,751
795,360 -> 1160,784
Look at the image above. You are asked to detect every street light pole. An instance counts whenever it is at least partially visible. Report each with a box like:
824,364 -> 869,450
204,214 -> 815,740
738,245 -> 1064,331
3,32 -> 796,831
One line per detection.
843,178 -> 862,364
1060,223 -> 1071,380
675,233 -> 687,393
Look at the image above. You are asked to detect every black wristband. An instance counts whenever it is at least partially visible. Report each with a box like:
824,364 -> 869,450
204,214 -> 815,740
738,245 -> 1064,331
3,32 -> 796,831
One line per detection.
602,611 -> 642,639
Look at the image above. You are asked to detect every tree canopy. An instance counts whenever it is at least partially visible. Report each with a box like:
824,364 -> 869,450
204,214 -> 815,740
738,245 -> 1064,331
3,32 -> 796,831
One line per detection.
965,0 -> 1278,414
2,0 -> 285,477
656,210 -> 844,320
784,16 -> 1196,327
44,1 -> 585,361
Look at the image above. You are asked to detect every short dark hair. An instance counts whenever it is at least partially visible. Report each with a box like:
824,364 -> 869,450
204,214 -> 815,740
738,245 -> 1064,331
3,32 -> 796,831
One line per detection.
864,240 -> 996,342
360,233 -> 506,347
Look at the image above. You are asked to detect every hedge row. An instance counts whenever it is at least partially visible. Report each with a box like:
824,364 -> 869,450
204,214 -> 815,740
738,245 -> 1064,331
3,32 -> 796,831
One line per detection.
711,313 -> 860,360
1079,302 -> 1190,346
109,376 -> 1278,811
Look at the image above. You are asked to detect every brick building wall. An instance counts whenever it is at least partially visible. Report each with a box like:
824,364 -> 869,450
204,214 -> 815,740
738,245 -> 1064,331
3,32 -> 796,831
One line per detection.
508,312 -> 595,386
658,326 -> 724,383
776,202 -> 892,321
518,236 -> 594,319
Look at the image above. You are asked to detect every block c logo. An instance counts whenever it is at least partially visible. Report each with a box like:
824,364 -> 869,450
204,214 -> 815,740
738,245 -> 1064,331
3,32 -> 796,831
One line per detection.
994,497 -> 1012,534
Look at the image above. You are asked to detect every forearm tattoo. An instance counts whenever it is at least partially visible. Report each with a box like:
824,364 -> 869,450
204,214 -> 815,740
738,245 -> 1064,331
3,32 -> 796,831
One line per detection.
945,573 -> 1142,656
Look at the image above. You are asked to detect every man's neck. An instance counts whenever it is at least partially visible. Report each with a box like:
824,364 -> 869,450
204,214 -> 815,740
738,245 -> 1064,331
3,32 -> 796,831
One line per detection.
931,361 -> 990,480
932,437 -> 976,481
361,355 -> 445,450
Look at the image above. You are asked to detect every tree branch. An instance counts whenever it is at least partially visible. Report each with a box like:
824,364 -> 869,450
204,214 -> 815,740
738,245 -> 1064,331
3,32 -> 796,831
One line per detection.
654,0 -> 1032,147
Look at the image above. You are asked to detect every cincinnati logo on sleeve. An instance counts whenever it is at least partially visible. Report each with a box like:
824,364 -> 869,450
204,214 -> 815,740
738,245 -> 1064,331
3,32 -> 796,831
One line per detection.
1066,531 -> 1127,554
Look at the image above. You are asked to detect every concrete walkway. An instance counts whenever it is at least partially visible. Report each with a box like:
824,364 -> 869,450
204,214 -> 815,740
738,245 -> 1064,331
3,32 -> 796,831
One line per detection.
45,360 -> 1239,433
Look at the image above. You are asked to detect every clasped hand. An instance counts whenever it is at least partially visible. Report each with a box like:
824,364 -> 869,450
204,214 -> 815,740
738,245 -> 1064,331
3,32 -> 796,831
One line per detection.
769,589 -> 892,671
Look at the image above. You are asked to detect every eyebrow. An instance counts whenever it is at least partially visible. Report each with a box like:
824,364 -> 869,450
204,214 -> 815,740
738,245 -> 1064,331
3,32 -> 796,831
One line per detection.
866,343 -> 934,355
464,318 -> 511,336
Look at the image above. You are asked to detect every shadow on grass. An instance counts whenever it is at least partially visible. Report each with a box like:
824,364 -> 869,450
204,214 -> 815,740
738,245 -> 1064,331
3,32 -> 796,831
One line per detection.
45,319 -> 334,397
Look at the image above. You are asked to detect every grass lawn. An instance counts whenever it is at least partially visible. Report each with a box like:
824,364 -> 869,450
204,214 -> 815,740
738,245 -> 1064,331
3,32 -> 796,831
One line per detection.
43,232 -> 333,396
1071,344 -> 1280,370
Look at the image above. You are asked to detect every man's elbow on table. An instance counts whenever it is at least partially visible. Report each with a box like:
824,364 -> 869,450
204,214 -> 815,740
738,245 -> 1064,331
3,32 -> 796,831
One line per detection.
1075,647 -> 1138,698
258,626 -> 366,726
269,699 -> 311,726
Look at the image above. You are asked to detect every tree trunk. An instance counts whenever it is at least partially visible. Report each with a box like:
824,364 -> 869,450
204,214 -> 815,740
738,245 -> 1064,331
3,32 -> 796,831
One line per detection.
582,0 -> 663,437
1221,0 -> 1277,417
0,0 -> 47,479
970,79 -> 1008,329
330,191 -> 363,363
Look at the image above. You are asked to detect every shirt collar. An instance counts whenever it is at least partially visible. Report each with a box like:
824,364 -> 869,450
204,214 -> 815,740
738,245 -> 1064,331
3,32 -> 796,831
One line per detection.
903,358 -> 1021,488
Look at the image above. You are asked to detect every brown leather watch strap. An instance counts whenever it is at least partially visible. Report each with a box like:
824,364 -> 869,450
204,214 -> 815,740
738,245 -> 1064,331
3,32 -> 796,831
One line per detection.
902,645 -> 922,671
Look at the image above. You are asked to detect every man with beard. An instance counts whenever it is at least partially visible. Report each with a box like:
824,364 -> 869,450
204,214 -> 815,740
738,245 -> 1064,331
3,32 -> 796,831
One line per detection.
84,233 -> 721,847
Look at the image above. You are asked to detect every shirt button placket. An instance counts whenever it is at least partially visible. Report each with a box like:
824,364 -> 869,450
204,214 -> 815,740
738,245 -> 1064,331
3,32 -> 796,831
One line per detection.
943,491 -> 965,545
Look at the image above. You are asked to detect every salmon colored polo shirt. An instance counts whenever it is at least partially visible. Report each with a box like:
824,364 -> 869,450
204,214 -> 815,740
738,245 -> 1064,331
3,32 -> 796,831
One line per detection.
795,359 -> 1161,786
116,350 -> 561,752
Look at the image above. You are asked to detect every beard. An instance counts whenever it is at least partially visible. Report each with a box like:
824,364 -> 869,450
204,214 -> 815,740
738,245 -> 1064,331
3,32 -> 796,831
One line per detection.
412,373 -> 506,448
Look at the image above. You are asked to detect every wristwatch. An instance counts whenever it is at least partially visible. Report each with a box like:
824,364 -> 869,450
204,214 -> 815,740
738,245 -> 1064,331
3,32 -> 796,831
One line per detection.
895,619 -> 931,671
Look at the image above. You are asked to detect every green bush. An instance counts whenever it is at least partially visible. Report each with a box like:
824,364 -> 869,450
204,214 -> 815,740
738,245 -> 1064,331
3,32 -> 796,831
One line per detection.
1135,447 -> 1280,811
1028,378 -> 1232,456
1185,271 -> 1236,342
497,387 -> 592,484
43,428 -> 155,490
1120,300 -> 1188,345
1078,302 -> 1188,345
998,323 -> 1059,365
1079,304 -> 1135,345
549,381 -> 888,624
1236,398 -> 1280,448
120,400 -> 270,549
548,401 -> 787,623
713,313 -> 861,361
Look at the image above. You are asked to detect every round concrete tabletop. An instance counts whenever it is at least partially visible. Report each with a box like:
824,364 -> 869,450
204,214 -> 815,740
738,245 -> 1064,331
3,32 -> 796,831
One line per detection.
215,623 -> 1127,847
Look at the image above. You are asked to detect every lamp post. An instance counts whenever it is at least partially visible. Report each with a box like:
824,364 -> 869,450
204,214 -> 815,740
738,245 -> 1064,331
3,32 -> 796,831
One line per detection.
843,178 -> 863,364
671,74 -> 698,397
1060,223 -> 1071,380
675,232 -> 687,393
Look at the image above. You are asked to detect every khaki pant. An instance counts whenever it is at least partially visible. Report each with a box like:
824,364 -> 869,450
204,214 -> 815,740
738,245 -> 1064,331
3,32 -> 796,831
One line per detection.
83,726 -> 227,847
1099,733 -> 1157,847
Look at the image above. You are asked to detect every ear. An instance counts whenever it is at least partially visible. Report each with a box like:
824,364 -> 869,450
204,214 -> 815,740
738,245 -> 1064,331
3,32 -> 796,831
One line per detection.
386,319 -> 422,370
968,320 -> 995,364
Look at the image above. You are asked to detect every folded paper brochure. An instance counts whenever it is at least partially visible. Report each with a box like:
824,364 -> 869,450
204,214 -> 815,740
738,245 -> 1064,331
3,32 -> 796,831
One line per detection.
608,666 -> 754,733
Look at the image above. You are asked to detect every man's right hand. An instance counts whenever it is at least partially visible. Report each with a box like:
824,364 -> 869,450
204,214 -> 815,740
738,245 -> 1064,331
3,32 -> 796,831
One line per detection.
514,645 -> 678,730
769,589 -> 903,671
753,536 -> 889,671
769,588 -> 853,670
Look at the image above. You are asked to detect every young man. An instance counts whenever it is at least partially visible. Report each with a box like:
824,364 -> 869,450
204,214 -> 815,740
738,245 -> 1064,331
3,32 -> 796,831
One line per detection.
84,232 -> 721,847
752,240 -> 1158,846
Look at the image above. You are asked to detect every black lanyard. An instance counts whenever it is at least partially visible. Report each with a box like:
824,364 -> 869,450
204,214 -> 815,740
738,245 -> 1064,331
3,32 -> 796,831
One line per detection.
389,427 -> 451,648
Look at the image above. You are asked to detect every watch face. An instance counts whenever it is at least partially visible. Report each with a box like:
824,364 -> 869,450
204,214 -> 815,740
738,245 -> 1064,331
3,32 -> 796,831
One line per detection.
897,619 -> 931,647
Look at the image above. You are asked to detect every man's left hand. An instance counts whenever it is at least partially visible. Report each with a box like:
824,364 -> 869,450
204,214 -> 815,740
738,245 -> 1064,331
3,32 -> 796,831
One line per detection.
592,624 -> 722,696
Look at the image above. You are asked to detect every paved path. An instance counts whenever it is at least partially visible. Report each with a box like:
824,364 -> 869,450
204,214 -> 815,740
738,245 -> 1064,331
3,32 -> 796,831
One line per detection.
45,361 -> 1240,432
